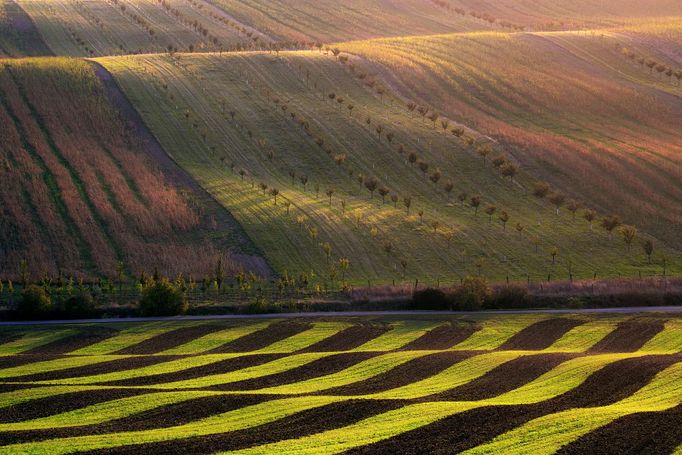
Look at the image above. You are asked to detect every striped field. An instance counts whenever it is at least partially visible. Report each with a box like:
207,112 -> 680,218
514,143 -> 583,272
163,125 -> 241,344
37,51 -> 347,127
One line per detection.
0,313 -> 680,453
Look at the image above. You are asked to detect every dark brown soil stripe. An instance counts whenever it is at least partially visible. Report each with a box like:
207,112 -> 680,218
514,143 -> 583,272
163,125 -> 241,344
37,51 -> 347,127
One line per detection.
588,320 -> 666,353
0,354 -> 64,369
102,353 -> 283,387
208,352 -> 378,391
115,324 -> 227,355
0,388 -> 152,423
400,322 -> 478,350
557,403 -> 682,455
498,318 -> 583,350
299,325 -> 389,352
82,399 -> 408,455
432,353 -> 576,401
0,383 -> 39,393
24,327 -> 120,355
9,355 -> 181,382
0,333 -> 22,348
208,321 -> 312,353
321,351 -> 473,396
0,394 -> 277,446
346,355 -> 680,454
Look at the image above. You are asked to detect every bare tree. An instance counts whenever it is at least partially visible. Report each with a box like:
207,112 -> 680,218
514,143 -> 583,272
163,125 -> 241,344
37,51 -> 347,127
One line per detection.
470,196 -> 481,216
378,187 -> 389,204
444,181 -> 454,201
515,222 -> 524,237
391,193 -> 399,208
548,193 -> 565,215
583,209 -> 596,231
457,191 -> 468,206
484,204 -> 496,223
326,188 -> 335,206
532,181 -> 550,199
619,225 -> 637,251
500,163 -> 518,181
643,239 -> 654,263
600,215 -> 621,241
364,177 -> 378,198
499,210 -> 509,230
476,144 -> 492,166
403,196 -> 412,215
567,199 -> 580,220
299,175 -> 309,191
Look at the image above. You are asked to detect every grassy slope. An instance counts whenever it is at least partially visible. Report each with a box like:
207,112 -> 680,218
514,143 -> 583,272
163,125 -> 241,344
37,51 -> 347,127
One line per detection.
15,0 -> 253,57
341,28 -> 682,250
97,50 -> 680,284
0,57 -> 250,277
0,0 -> 52,57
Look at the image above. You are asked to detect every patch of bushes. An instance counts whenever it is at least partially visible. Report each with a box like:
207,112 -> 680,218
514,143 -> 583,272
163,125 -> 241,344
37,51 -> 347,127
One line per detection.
55,292 -> 97,318
17,285 -> 52,319
139,279 -> 188,316
487,284 -> 530,309
410,276 -> 491,310
411,288 -> 451,310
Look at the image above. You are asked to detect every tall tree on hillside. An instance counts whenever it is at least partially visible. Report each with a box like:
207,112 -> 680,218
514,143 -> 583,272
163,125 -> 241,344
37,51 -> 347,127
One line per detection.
548,193 -> 565,215
326,188 -> 335,206
643,239 -> 654,263
583,209 -> 596,231
364,177 -> 378,198
566,200 -> 580,220
378,187 -> 389,204
444,181 -> 454,201
430,170 -> 441,185
499,210 -> 509,230
457,191 -> 468,206
501,163 -> 518,181
600,215 -> 621,240
403,196 -> 412,215
484,205 -> 496,223
476,144 -> 492,167
470,196 -> 481,216
619,225 -> 637,251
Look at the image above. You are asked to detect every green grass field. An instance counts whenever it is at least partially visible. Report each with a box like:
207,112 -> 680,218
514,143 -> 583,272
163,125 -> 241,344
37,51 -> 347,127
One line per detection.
0,313 -> 680,453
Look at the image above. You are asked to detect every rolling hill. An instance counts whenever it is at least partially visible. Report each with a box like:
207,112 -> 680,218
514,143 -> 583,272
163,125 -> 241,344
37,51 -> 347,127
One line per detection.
96,49 -> 681,284
0,57 -> 262,279
340,27 -> 682,249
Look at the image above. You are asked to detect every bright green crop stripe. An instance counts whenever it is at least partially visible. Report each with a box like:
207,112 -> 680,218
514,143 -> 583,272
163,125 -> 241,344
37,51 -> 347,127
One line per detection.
35,354 -> 244,385
368,351 -> 522,399
149,352 -> 334,390
488,353 -> 644,405
0,355 -> 129,378
1,396 -> 344,454
639,320 -> 682,354
0,391 -> 220,431
222,401 -> 481,455
544,318 -> 621,352
452,315 -> 547,350
160,322 -> 272,355
464,361 -> 682,454
0,329 -> 76,355
255,322 -> 353,353
353,321 -> 445,351
252,351 -> 429,395
0,385 -> 105,409
70,321 -> 202,355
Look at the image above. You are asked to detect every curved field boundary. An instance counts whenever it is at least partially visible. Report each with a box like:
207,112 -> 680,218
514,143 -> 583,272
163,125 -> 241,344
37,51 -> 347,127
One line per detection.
159,322 -> 271,355
351,321 -> 446,351
0,329 -> 76,355
451,315 -> 549,351
543,317 -> 621,352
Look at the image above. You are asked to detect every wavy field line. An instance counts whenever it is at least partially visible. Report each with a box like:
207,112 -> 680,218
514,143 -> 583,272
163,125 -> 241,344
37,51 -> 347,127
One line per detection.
0,329 -> 76,355
464,361 -> 682,454
159,322 -> 271,355
352,321 -> 445,351
70,322 -> 200,355
0,390 -> 219,431
639,320 -> 682,354
451,315 -> 548,351
0,396 -> 344,454
543,318 -> 621,352
31,353 -> 246,385
0,355 -> 129,379
254,322 -> 354,353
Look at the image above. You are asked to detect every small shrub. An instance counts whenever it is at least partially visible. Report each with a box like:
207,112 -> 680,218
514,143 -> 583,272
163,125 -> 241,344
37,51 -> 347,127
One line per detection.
411,288 -> 451,310
139,279 -> 187,316
451,276 -> 490,310
18,285 -> 52,318
487,285 -> 530,309
56,292 -> 96,319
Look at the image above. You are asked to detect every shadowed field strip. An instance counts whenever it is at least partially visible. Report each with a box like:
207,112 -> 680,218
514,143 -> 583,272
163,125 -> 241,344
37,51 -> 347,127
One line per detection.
451,315 -> 548,351
588,319 -> 666,353
159,322 -> 271,355
253,322 -> 354,353
497,318 -> 583,350
543,318 -> 621,352
209,321 -> 312,353
351,321 -> 445,351
0,355 -> 132,379
70,322 -> 204,356
463,361 -> 682,454
401,322 -> 478,350
300,325 -> 389,352
0,329 -> 76,355
114,324 -> 230,355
